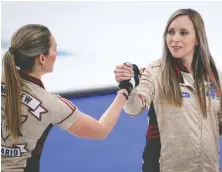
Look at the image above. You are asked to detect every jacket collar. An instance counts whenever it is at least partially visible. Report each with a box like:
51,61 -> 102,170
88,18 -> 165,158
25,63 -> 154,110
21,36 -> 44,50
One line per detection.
174,60 -> 189,84
174,59 -> 216,89
18,70 -> 45,89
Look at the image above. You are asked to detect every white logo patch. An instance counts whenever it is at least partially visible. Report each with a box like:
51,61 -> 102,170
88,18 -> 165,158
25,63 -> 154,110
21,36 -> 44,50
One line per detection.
1,144 -> 28,157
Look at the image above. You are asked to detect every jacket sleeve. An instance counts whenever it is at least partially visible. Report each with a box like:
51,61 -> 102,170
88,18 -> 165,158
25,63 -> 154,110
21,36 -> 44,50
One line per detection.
217,70 -> 222,135
51,95 -> 82,130
123,65 -> 155,116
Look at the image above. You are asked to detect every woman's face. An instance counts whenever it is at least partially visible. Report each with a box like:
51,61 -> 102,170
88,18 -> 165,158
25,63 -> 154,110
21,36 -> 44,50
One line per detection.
166,15 -> 198,61
44,35 -> 57,73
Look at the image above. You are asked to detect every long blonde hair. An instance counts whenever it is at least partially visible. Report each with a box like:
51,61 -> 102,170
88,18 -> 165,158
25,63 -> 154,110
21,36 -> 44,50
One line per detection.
161,8 -> 222,117
2,24 -> 51,140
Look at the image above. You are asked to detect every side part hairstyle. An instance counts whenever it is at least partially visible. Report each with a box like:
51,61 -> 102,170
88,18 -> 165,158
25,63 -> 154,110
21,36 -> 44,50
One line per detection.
161,8 -> 222,117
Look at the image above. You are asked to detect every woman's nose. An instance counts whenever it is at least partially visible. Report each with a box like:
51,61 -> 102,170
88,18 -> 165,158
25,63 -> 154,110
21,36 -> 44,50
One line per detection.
172,33 -> 181,43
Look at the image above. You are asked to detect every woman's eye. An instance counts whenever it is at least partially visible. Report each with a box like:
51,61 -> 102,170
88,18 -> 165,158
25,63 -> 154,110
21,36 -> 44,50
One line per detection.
181,31 -> 188,35
168,30 -> 174,35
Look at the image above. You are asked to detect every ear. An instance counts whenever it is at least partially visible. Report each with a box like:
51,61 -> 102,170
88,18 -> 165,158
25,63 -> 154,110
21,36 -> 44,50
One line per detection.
36,54 -> 46,65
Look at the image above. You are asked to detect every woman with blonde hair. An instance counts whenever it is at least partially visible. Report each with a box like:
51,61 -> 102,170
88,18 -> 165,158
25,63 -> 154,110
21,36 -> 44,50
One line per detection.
115,8 -> 222,172
1,24 -> 140,172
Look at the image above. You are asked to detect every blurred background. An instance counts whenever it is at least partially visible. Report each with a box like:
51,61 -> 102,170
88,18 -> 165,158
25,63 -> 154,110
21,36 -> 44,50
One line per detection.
1,1 -> 222,172
2,1 -> 222,93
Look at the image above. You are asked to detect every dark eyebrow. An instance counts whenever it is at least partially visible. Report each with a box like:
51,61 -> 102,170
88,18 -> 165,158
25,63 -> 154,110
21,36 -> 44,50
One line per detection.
168,27 -> 190,31
180,28 -> 190,32
168,27 -> 174,30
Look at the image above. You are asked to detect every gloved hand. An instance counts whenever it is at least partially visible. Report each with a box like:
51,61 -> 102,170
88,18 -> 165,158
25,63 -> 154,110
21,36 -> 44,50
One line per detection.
118,63 -> 140,95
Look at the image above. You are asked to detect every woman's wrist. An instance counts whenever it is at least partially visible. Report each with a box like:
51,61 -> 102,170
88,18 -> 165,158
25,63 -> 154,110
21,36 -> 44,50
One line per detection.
120,89 -> 128,96
117,89 -> 129,100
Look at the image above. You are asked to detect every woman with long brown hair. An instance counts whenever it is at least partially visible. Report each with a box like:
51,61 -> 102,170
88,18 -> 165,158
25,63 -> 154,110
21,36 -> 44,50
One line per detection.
115,8 -> 222,172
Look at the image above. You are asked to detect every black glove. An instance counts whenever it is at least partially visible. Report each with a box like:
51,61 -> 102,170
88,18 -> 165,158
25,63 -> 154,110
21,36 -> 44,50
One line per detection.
119,63 -> 140,95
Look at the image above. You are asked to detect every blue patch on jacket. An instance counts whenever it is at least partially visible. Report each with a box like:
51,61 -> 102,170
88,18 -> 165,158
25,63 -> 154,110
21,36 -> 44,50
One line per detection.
206,86 -> 219,99
182,92 -> 191,98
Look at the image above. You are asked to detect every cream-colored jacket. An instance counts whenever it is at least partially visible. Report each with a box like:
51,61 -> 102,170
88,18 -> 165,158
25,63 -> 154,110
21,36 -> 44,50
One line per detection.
124,59 -> 222,172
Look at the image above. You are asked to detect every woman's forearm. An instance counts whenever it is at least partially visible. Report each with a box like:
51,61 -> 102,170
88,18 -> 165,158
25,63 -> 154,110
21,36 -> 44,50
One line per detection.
98,90 -> 127,138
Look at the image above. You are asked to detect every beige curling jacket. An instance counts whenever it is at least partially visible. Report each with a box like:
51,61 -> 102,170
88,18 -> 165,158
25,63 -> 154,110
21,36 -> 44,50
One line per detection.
124,59 -> 222,172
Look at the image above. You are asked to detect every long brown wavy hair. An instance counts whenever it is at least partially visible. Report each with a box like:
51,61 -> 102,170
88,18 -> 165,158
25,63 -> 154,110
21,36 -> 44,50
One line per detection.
161,8 -> 222,118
